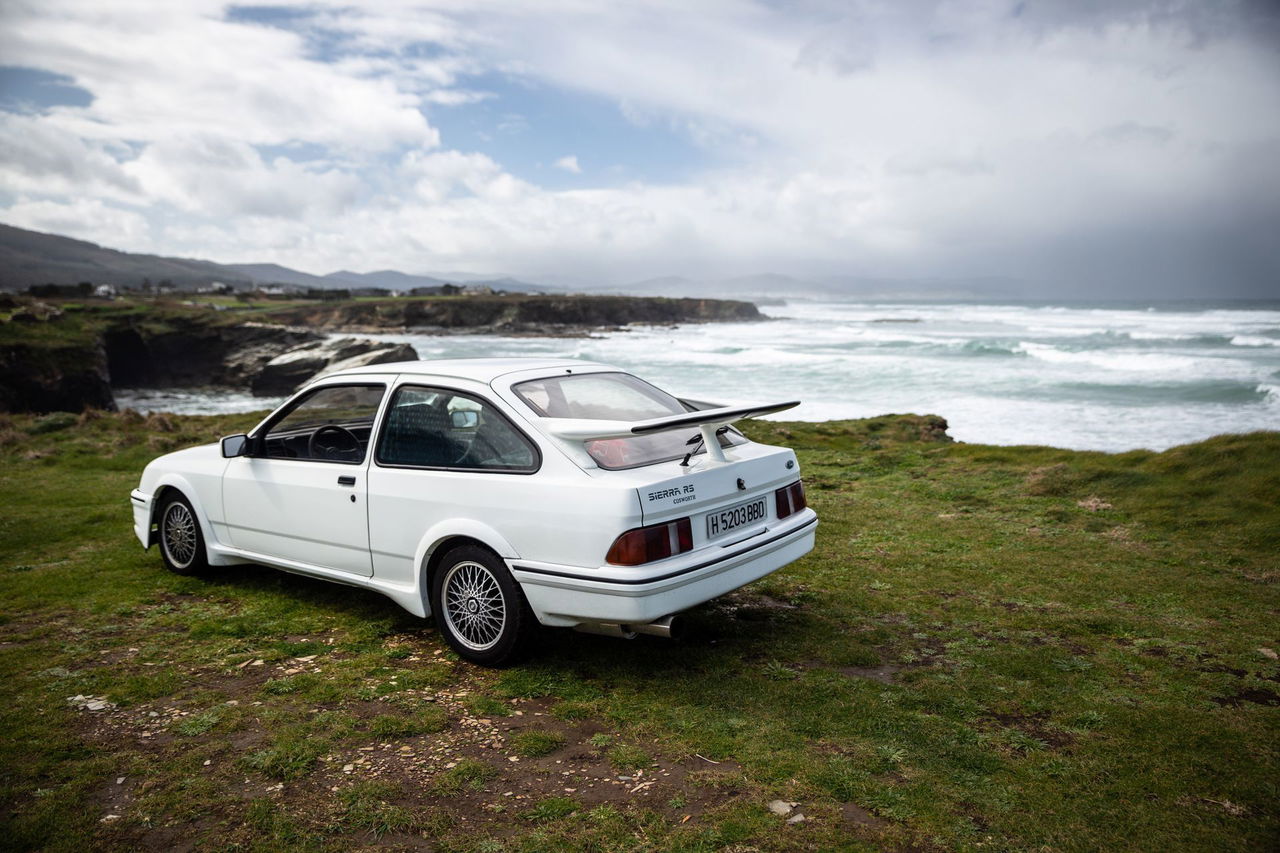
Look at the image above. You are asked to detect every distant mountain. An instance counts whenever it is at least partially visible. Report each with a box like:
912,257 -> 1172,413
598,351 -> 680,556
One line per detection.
0,223 -> 560,293
323,270 -> 449,290
0,223 -> 254,291
223,263 -> 331,289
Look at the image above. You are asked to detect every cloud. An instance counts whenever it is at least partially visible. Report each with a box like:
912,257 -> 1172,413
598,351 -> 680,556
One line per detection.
553,155 -> 581,174
0,0 -> 1276,295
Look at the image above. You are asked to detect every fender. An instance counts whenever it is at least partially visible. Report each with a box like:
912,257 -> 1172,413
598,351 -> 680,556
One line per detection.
410,519 -> 520,617
150,473 -> 241,567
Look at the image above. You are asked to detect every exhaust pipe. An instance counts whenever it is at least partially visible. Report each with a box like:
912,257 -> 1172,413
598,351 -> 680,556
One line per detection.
573,615 -> 686,640
630,614 -> 686,640
574,622 -> 637,639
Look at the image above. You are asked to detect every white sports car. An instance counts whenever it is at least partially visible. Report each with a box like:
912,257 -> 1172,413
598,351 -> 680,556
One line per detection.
130,359 -> 817,665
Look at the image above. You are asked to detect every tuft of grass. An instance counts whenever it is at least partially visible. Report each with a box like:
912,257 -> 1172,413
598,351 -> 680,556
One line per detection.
336,781 -> 415,839
511,730 -> 566,758
244,735 -> 324,781
464,694 -> 512,717
606,743 -> 650,771
430,759 -> 497,796
520,796 -> 579,822
368,708 -> 447,738
171,708 -> 222,736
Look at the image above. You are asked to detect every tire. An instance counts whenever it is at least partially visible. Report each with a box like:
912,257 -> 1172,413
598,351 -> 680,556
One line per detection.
430,544 -> 536,666
157,493 -> 208,575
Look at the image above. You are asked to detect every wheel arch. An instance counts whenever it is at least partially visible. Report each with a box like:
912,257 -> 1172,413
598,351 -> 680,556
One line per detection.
148,475 -> 219,560
411,521 -> 518,618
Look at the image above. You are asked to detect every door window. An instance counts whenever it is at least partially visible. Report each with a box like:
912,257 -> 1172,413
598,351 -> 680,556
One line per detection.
260,384 -> 385,463
376,386 -> 539,472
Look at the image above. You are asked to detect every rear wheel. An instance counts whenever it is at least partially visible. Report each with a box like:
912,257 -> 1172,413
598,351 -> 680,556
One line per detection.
431,544 -> 535,666
157,493 -> 208,575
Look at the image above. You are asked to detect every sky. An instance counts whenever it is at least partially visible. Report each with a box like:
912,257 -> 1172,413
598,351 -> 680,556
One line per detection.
1,0 -> 1278,296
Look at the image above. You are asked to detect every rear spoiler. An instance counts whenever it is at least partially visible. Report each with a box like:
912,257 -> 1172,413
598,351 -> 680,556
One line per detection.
541,400 -> 800,441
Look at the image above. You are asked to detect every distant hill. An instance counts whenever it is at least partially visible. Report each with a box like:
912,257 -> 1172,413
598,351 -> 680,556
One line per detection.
324,269 -> 450,290
0,223 -> 254,291
223,263 -> 331,289
0,223 -> 558,293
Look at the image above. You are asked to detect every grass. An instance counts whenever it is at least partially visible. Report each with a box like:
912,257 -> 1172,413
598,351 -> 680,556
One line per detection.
0,409 -> 1277,851
510,730 -> 567,758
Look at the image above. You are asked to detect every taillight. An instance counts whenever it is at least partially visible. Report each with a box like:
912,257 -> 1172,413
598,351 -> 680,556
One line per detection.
606,518 -> 693,566
775,480 -> 807,519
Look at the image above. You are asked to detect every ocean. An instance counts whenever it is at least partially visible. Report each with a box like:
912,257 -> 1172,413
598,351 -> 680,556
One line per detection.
117,300 -> 1280,452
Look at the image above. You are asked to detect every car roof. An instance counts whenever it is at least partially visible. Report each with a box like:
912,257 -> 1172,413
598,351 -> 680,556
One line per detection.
328,357 -> 613,383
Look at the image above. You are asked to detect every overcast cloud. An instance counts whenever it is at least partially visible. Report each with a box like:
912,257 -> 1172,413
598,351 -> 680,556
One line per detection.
1,0 -> 1277,296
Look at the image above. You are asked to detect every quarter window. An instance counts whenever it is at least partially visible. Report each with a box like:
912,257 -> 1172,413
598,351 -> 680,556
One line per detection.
377,386 -> 538,472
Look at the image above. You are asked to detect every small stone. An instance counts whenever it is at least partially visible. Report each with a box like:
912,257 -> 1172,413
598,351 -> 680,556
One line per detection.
101,814 -> 120,823
148,711 -> 159,717
787,813 -> 806,824
1259,647 -> 1278,660
116,777 -> 125,785
768,800 -> 794,816
203,760 -> 211,766
343,764 -> 354,772
508,756 -> 520,762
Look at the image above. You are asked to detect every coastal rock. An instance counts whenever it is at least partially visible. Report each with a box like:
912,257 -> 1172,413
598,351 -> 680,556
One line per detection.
0,337 -> 115,413
249,337 -> 419,396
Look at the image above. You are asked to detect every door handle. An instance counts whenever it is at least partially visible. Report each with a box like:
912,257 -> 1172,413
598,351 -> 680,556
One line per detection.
337,475 -> 356,486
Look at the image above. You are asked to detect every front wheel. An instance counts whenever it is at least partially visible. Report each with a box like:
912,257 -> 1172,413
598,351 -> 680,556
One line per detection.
157,493 -> 208,575
431,545 -> 536,666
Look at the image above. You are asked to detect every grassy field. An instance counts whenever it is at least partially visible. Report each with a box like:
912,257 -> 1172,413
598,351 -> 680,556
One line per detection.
1,410 -> 1277,851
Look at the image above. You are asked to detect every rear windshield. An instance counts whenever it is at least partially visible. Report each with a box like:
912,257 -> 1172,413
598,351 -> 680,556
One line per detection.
513,372 -> 745,469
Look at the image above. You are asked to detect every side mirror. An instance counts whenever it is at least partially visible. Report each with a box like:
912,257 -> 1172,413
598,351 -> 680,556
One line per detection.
221,434 -> 249,458
451,410 -> 479,429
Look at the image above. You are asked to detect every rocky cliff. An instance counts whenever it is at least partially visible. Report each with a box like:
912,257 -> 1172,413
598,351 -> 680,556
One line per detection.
0,300 -> 417,413
260,294 -> 761,333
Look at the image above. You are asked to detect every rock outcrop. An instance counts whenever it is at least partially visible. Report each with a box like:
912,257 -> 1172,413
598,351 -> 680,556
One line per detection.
250,337 -> 418,396
0,336 -> 116,413
0,303 -> 419,412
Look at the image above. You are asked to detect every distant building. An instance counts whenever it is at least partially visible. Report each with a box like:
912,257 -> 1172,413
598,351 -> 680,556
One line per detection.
255,284 -> 306,298
197,281 -> 236,295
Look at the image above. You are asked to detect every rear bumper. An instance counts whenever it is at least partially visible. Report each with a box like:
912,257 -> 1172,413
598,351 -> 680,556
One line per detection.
130,489 -> 153,549
510,510 -> 817,627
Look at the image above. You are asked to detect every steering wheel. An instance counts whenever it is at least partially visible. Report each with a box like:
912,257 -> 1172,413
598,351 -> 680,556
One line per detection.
308,424 -> 362,461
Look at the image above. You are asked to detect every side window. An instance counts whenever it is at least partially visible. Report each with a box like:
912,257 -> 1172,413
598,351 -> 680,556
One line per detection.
377,386 -> 538,472
260,385 -> 385,463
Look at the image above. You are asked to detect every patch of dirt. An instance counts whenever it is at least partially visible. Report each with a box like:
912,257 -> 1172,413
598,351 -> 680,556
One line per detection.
840,801 -> 888,829
65,649 -> 755,849
985,710 -> 1073,750
1076,496 -> 1112,512
1212,688 -> 1280,708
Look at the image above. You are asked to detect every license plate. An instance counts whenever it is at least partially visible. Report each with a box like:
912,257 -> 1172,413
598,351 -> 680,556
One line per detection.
706,497 -> 769,540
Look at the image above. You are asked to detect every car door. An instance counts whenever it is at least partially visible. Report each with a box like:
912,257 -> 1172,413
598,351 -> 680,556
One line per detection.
222,383 -> 386,577
366,383 -> 542,585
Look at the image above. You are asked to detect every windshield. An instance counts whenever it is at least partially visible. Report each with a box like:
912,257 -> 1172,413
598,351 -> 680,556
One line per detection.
513,372 -> 745,469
